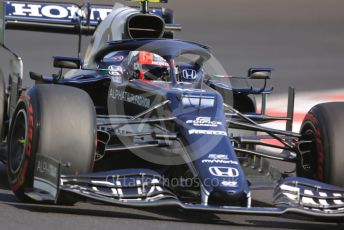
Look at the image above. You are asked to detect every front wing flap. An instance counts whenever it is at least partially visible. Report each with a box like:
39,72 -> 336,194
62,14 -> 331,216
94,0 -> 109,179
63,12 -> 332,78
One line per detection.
274,177 -> 344,214
60,169 -> 178,203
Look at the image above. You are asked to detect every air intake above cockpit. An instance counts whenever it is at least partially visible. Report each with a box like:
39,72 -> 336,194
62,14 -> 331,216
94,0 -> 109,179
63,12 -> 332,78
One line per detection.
126,14 -> 165,39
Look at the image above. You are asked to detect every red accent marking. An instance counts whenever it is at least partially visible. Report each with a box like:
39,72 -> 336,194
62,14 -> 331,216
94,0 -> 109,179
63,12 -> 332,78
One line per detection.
138,51 -> 153,65
260,138 -> 285,147
139,70 -> 144,80
12,100 -> 35,192
323,95 -> 344,101
26,104 -> 34,157
20,93 -> 30,101
304,113 -> 325,181
12,160 -> 29,191
266,110 -> 306,122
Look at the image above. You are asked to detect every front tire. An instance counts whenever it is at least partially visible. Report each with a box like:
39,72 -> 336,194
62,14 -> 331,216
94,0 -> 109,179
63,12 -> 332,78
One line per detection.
7,84 -> 96,202
297,102 -> 344,186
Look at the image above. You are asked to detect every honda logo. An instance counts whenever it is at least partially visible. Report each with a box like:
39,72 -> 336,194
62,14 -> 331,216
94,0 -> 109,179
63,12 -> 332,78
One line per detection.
182,69 -> 197,80
209,167 -> 239,177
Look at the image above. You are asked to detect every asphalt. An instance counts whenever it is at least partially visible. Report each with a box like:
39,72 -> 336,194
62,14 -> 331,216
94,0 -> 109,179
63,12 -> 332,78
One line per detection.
0,0 -> 344,229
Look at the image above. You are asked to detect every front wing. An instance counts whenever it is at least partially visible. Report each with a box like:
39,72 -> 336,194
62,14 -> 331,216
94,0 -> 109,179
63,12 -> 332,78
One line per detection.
27,154 -> 344,220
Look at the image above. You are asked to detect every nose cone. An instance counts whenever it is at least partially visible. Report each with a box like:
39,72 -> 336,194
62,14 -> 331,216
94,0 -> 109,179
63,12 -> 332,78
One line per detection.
205,165 -> 250,206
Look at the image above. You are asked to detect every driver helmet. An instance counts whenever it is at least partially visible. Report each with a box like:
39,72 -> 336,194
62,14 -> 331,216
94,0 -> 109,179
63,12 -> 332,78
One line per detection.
130,51 -> 171,81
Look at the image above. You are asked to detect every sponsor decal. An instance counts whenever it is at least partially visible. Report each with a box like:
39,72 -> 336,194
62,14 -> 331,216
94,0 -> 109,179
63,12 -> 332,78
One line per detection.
202,154 -> 239,164
111,56 -> 124,62
221,180 -> 238,187
33,155 -> 59,198
108,88 -> 151,109
7,2 -> 112,22
152,54 -> 169,67
108,65 -> 123,76
182,69 -> 197,80
186,117 -> 222,127
188,129 -> 227,136
36,159 -> 58,179
151,61 -> 169,66
209,166 -> 239,178
172,88 -> 206,93
208,154 -> 228,160
111,76 -> 123,84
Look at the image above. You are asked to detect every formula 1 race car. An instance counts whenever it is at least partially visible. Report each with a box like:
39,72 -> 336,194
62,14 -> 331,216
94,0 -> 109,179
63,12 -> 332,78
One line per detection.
1,0 -> 344,220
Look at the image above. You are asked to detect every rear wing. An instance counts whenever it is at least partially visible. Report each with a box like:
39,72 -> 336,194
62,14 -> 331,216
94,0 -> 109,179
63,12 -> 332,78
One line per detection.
2,1 -> 180,36
4,1 -> 110,35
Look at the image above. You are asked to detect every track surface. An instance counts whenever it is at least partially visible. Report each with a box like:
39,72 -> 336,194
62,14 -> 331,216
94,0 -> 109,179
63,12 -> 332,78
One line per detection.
1,0 -> 344,229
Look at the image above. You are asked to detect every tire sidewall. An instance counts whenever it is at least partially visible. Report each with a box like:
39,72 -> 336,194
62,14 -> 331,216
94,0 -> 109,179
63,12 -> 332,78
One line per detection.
298,112 -> 330,182
7,91 -> 40,198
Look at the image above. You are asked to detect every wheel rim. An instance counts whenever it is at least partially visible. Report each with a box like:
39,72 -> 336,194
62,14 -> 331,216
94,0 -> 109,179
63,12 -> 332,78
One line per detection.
9,109 -> 28,174
299,123 -> 319,180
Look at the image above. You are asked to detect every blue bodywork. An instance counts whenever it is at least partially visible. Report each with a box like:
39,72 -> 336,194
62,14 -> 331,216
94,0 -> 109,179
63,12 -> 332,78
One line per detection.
58,39 -> 250,205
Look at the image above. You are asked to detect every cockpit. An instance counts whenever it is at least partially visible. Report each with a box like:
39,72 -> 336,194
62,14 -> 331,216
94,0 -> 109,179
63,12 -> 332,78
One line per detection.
94,39 -> 215,86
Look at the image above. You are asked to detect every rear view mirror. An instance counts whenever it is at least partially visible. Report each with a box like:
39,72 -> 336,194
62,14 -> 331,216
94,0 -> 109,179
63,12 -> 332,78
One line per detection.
248,67 -> 273,79
53,56 -> 82,69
